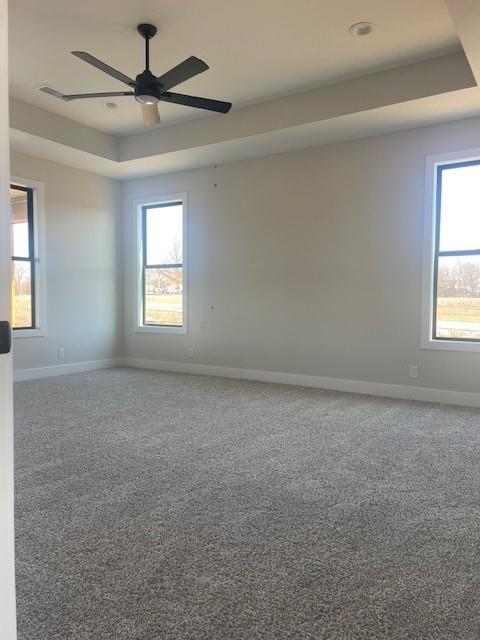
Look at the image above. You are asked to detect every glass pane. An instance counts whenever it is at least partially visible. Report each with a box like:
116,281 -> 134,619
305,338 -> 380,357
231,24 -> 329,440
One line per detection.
439,163 -> 480,252
10,187 -> 30,258
144,267 -> 183,326
435,255 -> 480,340
146,203 -> 183,265
11,260 -> 33,329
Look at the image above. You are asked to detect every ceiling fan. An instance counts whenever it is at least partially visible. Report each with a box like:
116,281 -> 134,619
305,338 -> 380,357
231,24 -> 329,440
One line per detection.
39,23 -> 232,127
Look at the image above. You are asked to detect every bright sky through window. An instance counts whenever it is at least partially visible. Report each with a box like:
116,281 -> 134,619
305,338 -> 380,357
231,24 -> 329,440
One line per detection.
146,204 -> 183,265
439,164 -> 480,251
13,222 -> 29,257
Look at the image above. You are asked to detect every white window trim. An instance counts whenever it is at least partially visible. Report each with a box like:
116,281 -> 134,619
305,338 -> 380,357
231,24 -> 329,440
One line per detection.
134,193 -> 188,335
421,147 -> 480,353
11,175 -> 47,339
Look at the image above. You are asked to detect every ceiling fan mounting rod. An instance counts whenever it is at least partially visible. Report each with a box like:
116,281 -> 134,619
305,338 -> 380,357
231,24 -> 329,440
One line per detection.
137,23 -> 158,72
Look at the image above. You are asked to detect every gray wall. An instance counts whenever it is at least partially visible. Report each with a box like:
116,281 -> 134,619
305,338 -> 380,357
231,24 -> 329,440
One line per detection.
122,116 -> 480,394
11,151 -> 122,371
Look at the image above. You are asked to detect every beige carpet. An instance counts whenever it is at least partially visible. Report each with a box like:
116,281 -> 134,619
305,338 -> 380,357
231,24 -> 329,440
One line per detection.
14,367 -> 480,639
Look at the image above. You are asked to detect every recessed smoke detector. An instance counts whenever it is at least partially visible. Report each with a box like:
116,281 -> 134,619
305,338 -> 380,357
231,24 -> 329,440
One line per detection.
104,102 -> 118,109
349,22 -> 374,37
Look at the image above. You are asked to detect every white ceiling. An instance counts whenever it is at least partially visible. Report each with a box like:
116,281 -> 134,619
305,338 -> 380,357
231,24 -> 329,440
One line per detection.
9,0 -> 459,135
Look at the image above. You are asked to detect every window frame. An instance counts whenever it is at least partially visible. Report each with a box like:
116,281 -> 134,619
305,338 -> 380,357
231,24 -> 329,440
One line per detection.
10,176 -> 47,339
11,183 -> 35,330
135,194 -> 188,335
422,148 -> 480,352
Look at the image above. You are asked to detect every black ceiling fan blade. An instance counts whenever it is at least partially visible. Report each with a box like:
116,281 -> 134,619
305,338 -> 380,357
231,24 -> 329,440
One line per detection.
72,51 -> 136,87
159,91 -> 232,113
39,86 -> 72,101
65,91 -> 134,99
156,56 -> 209,91
39,86 -> 134,101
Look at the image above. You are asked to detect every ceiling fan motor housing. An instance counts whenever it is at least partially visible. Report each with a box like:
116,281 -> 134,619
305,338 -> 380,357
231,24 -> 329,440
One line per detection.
135,70 -> 162,104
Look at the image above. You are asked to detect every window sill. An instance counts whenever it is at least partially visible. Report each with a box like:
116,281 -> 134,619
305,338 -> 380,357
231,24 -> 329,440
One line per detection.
135,325 -> 187,336
13,328 -> 46,339
421,338 -> 480,353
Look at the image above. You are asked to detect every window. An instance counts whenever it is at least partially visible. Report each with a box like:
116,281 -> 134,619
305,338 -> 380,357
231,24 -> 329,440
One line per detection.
422,151 -> 480,351
11,184 -> 36,330
10,178 -> 46,338
137,196 -> 187,334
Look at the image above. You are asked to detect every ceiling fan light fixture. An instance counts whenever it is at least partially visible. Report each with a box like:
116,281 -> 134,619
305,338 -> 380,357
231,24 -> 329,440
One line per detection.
135,94 -> 160,105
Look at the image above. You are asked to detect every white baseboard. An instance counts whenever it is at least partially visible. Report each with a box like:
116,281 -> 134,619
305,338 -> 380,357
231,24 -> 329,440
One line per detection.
14,358 -> 122,382
14,355 -> 480,409
124,357 -> 480,409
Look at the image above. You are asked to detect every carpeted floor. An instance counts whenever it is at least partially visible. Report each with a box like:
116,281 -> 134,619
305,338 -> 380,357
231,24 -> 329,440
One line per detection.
14,367 -> 480,639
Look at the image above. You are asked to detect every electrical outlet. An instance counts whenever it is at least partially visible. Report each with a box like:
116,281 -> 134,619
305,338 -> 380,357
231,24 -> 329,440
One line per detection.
187,347 -> 194,359
57,347 -> 65,360
409,365 -> 418,379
